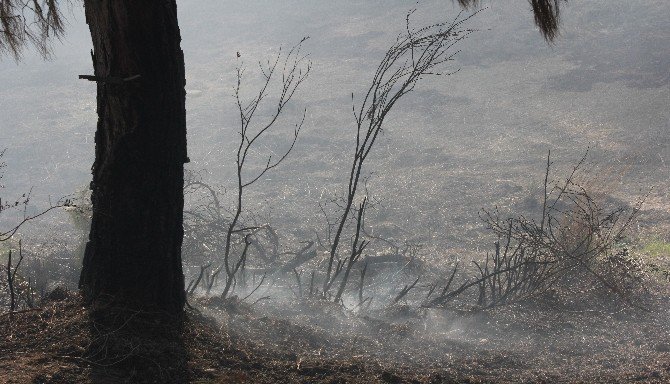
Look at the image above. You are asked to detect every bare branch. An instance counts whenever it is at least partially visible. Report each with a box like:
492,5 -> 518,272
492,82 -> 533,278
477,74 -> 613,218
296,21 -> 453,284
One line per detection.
220,38 -> 311,299
324,11 -> 475,295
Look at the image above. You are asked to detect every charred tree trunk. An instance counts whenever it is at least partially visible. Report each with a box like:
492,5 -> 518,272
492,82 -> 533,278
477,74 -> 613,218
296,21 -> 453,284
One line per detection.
79,0 -> 187,314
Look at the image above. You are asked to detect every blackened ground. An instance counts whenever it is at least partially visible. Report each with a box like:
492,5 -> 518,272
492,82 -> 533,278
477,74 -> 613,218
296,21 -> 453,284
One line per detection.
1,287 -> 669,383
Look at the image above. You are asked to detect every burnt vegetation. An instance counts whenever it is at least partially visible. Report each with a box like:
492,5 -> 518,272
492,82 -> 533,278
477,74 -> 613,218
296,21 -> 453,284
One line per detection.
2,3 -> 669,384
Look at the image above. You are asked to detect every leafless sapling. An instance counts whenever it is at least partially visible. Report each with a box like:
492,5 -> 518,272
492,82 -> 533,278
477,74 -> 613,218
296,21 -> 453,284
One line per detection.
219,38 -> 311,299
322,10 -> 476,298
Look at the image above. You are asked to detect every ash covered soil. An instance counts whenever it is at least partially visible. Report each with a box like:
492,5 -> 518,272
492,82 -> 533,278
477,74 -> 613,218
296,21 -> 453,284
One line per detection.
2,287 -> 669,383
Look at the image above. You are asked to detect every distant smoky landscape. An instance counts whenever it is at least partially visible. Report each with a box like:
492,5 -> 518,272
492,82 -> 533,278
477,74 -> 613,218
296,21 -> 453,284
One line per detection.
1,0 -> 669,382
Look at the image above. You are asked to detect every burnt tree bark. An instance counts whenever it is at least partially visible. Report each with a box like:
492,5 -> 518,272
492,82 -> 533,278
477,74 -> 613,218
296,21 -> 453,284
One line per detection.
78,0 -> 187,314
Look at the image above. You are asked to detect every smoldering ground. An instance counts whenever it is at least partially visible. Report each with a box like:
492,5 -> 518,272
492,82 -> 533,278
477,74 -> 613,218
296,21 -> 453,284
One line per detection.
1,0 -> 669,382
